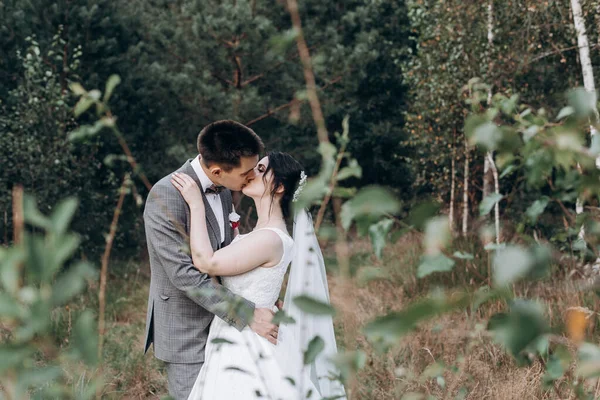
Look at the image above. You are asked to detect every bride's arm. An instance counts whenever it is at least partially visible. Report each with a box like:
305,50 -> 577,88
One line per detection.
171,173 -> 283,276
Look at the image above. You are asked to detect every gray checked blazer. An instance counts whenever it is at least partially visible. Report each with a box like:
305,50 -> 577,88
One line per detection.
143,159 -> 255,363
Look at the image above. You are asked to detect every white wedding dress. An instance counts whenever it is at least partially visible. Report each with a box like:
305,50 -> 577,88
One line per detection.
187,227 -> 316,400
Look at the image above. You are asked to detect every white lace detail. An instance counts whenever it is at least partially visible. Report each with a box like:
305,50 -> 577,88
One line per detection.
221,228 -> 294,308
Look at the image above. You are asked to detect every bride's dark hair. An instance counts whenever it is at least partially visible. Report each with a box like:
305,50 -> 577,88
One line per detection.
263,152 -> 304,222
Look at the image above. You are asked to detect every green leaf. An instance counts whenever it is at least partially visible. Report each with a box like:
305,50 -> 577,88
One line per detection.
293,144 -> 336,211
47,234 -> 81,281
69,82 -> 86,96
211,338 -> 236,345
526,196 -> 550,224
0,346 -> 35,373
103,74 -> 121,103
68,119 -> 109,142
364,291 -> 469,347
453,251 -> 474,260
0,292 -> 23,318
591,134 -> 600,156
87,89 -> 101,101
577,343 -> 600,378
269,28 -> 299,54
479,193 -> 503,217
23,194 -> 51,230
332,187 -> 357,198
357,267 -> 388,286
72,310 -> 98,366
337,159 -> 362,181
0,247 -> 24,294
304,335 -> 325,365
567,88 -> 598,119
424,216 -> 450,255
499,165 -> 516,179
51,261 -> 97,306
368,218 -> 394,259
487,299 -> 548,358
25,233 -> 47,280
493,246 -> 533,286
74,96 -> 95,117
272,310 -> 296,325
417,253 -> 455,278
556,106 -> 575,121
390,227 -> 412,243
471,122 -> 503,151
409,201 -> 441,230
293,295 -> 336,316
50,197 -> 78,235
340,186 -> 400,231
465,114 -> 487,143
17,366 -> 63,391
329,350 -> 366,383
543,346 -> 570,385
556,132 -> 584,151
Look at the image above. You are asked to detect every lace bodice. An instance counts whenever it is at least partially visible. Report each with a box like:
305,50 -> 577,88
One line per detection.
221,228 -> 294,308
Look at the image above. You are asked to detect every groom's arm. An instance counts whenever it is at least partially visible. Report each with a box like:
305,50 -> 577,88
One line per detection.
144,181 -> 254,331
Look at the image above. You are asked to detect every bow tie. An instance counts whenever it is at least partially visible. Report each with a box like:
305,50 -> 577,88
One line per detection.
205,184 -> 225,195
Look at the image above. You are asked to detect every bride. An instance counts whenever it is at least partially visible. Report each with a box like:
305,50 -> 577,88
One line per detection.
170,152 -> 347,400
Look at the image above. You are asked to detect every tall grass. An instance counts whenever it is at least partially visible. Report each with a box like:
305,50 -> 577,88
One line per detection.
45,230 -> 600,399
50,259 -> 167,399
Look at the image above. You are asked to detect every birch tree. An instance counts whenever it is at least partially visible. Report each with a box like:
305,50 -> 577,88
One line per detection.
486,0 -> 501,244
570,0 -> 599,240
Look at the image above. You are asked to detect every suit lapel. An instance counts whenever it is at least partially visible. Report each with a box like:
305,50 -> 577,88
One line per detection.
181,160 -> 220,249
220,191 -> 232,245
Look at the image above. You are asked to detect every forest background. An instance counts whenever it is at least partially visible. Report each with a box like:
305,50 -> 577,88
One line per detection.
5,0 -> 600,399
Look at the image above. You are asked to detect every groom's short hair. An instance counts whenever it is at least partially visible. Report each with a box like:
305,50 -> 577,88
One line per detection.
197,120 -> 264,171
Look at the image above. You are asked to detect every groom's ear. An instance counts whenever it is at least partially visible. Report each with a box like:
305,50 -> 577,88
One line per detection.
210,166 -> 222,177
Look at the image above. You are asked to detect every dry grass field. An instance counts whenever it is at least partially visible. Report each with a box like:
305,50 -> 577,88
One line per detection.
63,232 -> 600,399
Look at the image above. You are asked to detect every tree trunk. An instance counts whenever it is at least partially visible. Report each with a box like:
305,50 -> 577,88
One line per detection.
571,0 -> 599,241
487,0 -> 501,243
571,0 -> 599,149
483,0 -> 494,205
487,153 -> 501,243
449,132 -> 456,232
462,135 -> 470,237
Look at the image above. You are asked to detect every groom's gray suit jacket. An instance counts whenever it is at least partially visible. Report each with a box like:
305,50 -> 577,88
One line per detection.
143,159 -> 254,363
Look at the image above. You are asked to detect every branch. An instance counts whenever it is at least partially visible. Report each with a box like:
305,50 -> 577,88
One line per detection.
108,119 -> 153,191
11,186 -> 23,246
287,0 -> 329,144
245,75 -> 343,126
239,46 -> 315,87
315,140 -> 348,232
97,174 -> 129,370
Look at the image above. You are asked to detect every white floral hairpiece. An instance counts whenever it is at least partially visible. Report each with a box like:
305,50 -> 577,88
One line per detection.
292,171 -> 307,202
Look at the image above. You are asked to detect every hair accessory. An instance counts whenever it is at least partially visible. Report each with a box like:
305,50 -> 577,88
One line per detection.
292,171 -> 307,203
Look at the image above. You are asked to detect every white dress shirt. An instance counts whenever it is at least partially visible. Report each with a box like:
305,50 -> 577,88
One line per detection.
191,155 -> 225,243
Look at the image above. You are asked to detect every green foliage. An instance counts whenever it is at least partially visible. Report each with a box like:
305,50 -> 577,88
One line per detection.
303,336 -> 325,365
364,290 -> 471,351
0,195 -> 99,398
2,0 -> 415,253
362,80 -> 600,397
293,295 -> 336,316
487,300 -> 549,361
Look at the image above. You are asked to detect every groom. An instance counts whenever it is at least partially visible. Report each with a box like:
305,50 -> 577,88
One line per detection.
143,120 -> 278,400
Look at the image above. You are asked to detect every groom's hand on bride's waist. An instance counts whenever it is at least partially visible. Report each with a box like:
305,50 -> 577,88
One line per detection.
250,308 -> 279,345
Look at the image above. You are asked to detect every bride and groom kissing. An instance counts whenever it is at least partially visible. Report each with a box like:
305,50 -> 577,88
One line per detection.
143,120 -> 346,400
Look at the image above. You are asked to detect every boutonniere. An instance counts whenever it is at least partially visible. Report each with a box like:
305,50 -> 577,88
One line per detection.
229,211 -> 241,230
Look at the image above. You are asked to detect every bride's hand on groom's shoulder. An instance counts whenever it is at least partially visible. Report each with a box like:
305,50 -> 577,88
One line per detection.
171,172 -> 204,209
250,308 -> 279,345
